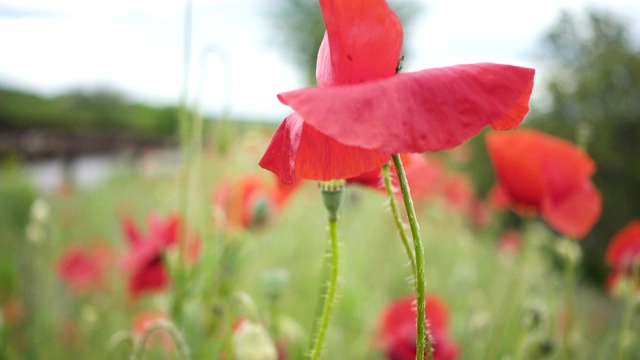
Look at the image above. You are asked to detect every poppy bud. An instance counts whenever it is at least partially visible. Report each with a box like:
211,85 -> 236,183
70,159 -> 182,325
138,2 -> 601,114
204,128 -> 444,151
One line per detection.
233,321 -> 278,360
262,269 -> 289,302
251,196 -> 271,227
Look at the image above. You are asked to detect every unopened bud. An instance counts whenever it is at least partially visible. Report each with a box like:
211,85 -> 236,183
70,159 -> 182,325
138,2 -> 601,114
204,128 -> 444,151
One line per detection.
233,321 -> 278,360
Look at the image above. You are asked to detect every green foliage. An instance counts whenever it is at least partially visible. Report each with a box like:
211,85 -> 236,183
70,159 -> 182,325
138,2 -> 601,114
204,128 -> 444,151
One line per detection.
527,8 -> 640,283
0,86 -> 179,136
0,134 -> 631,359
0,166 -> 37,299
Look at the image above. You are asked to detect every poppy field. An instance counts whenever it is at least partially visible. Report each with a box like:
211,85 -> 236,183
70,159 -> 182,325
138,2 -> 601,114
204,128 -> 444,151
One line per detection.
2,1 -> 640,360
1,125 -> 637,360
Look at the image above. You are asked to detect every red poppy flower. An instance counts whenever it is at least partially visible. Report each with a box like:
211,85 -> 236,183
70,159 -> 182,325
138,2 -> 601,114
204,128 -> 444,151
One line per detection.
212,174 -> 299,232
260,0 -> 535,185
57,242 -> 110,293
121,213 -> 180,298
379,294 -> 459,360
486,129 -> 602,239
605,221 -> 640,293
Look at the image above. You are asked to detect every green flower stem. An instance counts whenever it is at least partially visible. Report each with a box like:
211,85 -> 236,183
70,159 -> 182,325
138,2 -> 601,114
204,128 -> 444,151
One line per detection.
310,217 -> 340,360
381,163 -> 417,280
133,320 -> 191,360
107,331 -> 134,358
614,261 -> 640,360
391,154 -> 433,360
563,248 -> 576,360
174,0 -> 194,323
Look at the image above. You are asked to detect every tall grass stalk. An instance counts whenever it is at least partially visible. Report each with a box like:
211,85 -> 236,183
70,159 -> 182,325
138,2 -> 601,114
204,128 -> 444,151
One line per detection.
173,0 -> 193,320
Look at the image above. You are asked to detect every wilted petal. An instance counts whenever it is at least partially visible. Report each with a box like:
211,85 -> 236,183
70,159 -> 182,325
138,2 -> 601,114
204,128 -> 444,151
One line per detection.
280,63 -> 535,153
259,113 -> 389,183
317,0 -> 402,86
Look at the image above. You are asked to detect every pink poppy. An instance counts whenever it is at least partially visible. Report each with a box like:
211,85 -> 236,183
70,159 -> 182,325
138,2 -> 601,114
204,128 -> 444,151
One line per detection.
121,213 -> 180,298
57,242 -> 110,293
260,0 -> 534,184
378,294 -> 459,360
486,129 -> 602,239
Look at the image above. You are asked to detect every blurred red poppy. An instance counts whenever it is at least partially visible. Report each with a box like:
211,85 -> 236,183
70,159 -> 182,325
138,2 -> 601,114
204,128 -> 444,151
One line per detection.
486,129 -> 601,239
260,0 -> 535,184
378,294 -> 459,360
347,154 -> 442,198
2,298 -> 24,326
441,173 -> 475,216
57,242 -> 110,294
212,174 -> 299,232
121,213 -> 181,298
497,228 -> 523,255
605,220 -> 640,293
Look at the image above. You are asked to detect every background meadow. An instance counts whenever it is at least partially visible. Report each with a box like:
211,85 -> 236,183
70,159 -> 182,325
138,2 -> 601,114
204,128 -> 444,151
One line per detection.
1,1 -> 640,359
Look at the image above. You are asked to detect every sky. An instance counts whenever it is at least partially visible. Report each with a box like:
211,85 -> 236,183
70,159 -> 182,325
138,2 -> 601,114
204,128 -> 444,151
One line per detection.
1,0 -> 639,122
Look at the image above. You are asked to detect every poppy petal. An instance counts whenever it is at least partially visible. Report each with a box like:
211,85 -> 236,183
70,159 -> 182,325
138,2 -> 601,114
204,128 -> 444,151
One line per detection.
123,217 -> 142,246
486,131 -> 546,212
259,113 -> 390,183
605,220 -> 640,267
279,63 -> 535,154
317,0 -> 402,86
259,114 -> 302,185
542,179 -> 602,239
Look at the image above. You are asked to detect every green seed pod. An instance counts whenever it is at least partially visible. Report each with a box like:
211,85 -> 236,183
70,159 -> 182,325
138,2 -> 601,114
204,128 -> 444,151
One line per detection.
318,180 -> 346,221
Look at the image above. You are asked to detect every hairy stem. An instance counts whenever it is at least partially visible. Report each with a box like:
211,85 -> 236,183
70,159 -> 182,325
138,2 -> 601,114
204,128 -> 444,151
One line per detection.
309,218 -> 340,360
391,154 -> 433,360
381,163 -> 417,280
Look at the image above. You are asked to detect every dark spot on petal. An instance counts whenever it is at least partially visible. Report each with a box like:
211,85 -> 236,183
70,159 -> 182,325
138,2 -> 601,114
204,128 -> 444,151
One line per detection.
347,54 -> 353,61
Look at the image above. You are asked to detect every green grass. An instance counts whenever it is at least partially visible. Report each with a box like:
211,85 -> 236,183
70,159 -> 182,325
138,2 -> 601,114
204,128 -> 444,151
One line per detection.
0,134 -> 635,359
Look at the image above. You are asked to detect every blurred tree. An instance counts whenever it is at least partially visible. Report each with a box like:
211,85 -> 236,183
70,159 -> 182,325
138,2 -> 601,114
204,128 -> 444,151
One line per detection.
266,0 -> 423,85
58,88 -> 133,129
528,8 -> 640,283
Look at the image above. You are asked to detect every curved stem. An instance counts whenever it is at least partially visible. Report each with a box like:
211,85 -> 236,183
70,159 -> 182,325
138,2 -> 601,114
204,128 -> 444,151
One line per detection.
174,0 -> 194,323
133,320 -> 191,360
107,331 -> 134,358
309,218 -> 339,360
381,163 -> 417,280
391,154 -> 433,360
